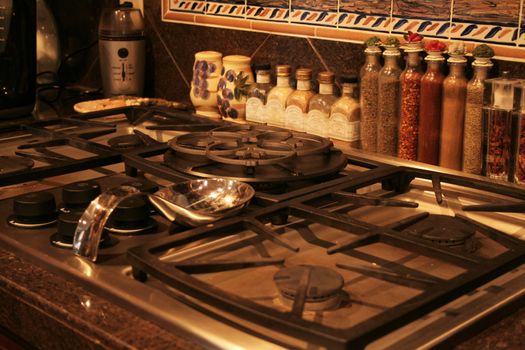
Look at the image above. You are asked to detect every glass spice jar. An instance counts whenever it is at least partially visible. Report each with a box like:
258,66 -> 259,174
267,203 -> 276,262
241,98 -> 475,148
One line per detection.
398,44 -> 423,160
285,68 -> 315,132
515,82 -> 525,185
329,76 -> 361,147
306,71 -> 337,137
377,41 -> 402,156
360,39 -> 382,153
462,57 -> 492,174
245,63 -> 274,124
417,45 -> 445,165
266,65 -> 294,127
439,48 -> 468,170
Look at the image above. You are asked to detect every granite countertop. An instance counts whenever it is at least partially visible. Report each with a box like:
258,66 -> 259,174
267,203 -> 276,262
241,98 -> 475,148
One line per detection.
0,242 -> 523,349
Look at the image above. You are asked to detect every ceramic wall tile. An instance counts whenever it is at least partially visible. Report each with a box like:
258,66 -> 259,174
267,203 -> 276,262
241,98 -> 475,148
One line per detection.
450,0 -> 520,45
391,0 -> 450,38
290,0 -> 338,27
206,1 -> 246,18
246,0 -> 289,22
338,0 -> 392,32
168,0 -> 206,14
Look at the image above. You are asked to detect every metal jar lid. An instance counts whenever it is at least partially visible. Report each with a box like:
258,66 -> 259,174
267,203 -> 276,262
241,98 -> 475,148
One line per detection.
318,71 -> 335,84
276,65 -> 291,77
295,68 -> 312,80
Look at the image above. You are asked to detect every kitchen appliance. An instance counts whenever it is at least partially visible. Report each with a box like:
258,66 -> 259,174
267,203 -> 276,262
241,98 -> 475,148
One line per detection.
98,6 -> 145,97
0,0 -> 36,118
0,106 -> 524,349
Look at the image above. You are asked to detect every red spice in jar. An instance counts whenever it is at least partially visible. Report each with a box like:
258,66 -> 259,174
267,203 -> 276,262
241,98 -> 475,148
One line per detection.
398,52 -> 423,160
417,60 -> 444,165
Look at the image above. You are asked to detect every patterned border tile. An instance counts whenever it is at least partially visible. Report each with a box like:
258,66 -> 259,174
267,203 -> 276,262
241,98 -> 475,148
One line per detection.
206,1 -> 246,18
169,0 -> 205,14
449,22 -> 517,45
337,12 -> 392,33
290,9 -> 338,27
390,17 -> 449,38
246,6 -> 289,22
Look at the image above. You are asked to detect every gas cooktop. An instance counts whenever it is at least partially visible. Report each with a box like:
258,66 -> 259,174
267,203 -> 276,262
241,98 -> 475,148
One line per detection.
0,107 -> 524,349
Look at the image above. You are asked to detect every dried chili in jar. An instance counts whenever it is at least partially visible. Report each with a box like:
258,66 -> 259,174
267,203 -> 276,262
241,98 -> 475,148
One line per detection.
398,43 -> 423,160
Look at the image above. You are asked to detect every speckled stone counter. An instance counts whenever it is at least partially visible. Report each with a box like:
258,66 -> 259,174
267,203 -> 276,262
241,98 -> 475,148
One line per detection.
0,242 -> 523,349
0,245 -> 203,350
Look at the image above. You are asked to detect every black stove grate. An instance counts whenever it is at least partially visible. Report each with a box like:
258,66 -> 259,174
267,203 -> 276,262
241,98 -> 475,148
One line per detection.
127,166 -> 525,349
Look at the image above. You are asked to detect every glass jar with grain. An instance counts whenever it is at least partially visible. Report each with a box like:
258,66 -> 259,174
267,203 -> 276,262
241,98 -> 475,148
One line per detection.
463,45 -> 494,175
285,68 -> 315,132
398,41 -> 423,160
329,76 -> 361,147
417,41 -> 446,165
359,37 -> 382,153
266,65 -> 294,127
439,44 -> 468,170
377,38 -> 402,156
306,71 -> 337,137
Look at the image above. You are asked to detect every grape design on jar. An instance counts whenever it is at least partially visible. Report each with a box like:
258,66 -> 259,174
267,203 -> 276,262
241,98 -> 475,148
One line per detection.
217,70 -> 250,119
190,51 -> 223,118
192,60 -> 216,100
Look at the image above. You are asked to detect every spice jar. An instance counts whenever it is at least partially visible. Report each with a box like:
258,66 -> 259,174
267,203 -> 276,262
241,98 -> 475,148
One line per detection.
246,63 -> 274,124
463,45 -> 494,174
329,76 -> 361,147
515,82 -> 525,185
439,43 -> 468,170
417,41 -> 446,165
398,37 -> 423,160
360,37 -> 382,152
482,73 -> 520,182
306,71 -> 337,137
377,38 -> 402,156
285,68 -> 315,132
266,65 -> 294,127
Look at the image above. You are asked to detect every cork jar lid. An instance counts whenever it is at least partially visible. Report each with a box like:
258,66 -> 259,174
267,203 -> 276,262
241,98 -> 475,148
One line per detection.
295,68 -> 312,80
318,71 -> 335,84
276,64 -> 291,77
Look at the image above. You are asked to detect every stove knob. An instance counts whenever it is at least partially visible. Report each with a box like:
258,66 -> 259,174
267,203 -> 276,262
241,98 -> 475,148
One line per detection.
121,180 -> 159,194
57,212 -> 81,244
13,192 -> 57,223
111,196 -> 150,224
62,181 -> 101,209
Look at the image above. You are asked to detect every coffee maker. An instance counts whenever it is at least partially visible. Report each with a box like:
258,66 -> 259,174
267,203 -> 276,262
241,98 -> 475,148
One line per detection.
0,0 -> 36,118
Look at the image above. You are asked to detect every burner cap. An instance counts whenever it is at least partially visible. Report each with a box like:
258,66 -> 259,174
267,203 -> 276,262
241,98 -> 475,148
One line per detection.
409,215 -> 476,247
61,180 -> 101,210
274,265 -> 344,311
0,156 -> 34,175
108,134 -> 145,150
121,180 -> 159,194
9,192 -> 57,228
105,196 -> 157,234
51,212 -> 116,249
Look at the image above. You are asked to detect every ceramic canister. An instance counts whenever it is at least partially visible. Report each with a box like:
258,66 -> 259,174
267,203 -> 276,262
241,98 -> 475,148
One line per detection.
190,51 -> 223,118
217,55 -> 254,120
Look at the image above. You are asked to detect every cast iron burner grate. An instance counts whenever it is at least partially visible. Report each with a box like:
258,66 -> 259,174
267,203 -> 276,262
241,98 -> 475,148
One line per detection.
163,124 -> 349,183
127,166 -> 525,350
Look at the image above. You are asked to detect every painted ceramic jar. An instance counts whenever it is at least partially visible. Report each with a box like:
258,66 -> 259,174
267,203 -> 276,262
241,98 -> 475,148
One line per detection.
217,55 -> 254,120
190,51 -> 223,118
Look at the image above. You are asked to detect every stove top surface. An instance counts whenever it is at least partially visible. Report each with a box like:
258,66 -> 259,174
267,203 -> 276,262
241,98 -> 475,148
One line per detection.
0,107 -> 524,350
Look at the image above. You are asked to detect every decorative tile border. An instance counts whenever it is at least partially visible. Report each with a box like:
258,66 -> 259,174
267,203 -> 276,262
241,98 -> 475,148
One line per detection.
162,0 -> 525,60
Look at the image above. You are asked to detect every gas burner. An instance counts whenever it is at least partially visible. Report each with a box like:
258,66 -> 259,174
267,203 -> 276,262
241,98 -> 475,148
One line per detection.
60,180 -> 101,213
8,192 -> 57,228
0,156 -> 34,175
121,179 -> 159,194
163,125 -> 347,183
407,215 -> 479,252
51,212 -> 117,249
274,265 -> 345,311
105,196 -> 157,235
108,134 -> 145,151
